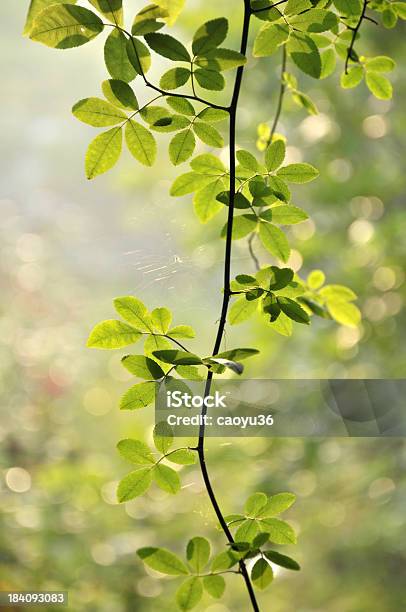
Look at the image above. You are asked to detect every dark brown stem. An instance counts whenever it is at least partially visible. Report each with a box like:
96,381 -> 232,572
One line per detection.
345,0 -> 369,74
196,2 -> 260,611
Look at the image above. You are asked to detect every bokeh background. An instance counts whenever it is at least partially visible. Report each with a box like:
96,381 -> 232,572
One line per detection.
1,2 -> 405,610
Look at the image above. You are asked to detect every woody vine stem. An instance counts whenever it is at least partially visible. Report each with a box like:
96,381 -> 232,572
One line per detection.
197,5 -> 259,610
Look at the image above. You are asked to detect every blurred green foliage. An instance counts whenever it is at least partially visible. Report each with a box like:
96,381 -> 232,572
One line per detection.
1,2 -> 405,611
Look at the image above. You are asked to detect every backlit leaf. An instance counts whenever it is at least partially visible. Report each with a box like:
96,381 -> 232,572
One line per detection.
104,29 -> 136,82
121,354 -> 165,379
119,381 -> 156,410
85,127 -> 122,179
30,4 -> 103,48
117,467 -> 152,501
87,319 -> 142,349
176,577 -> 203,611
126,120 -> 157,166
137,547 -> 188,575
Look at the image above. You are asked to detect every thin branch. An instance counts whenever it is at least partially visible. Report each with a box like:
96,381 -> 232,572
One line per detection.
248,233 -> 261,271
345,0 -> 369,74
197,2 -> 260,611
268,44 -> 287,144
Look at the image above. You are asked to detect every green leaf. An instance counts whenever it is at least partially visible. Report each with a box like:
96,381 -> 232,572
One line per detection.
24,0 -> 77,36
154,0 -> 185,25
319,285 -> 357,302
167,449 -> 197,465
291,90 -> 318,115
203,575 -> 225,599
126,37 -> 152,75
151,307 -> 172,334
152,350 -> 202,365
277,163 -> 319,183
327,301 -> 361,327
251,559 -> 273,590
125,120 -> 157,166
217,191 -> 251,209
287,32 -> 321,79
117,468 -> 152,502
194,68 -> 225,91
260,518 -> 297,544
193,123 -> 224,147
131,4 -> 168,35
253,23 -> 289,57
167,96 -> 195,115
269,311 -> 293,336
277,297 -> 310,324
190,154 -> 226,175
259,222 -> 290,262
192,18 -> 228,55
265,139 -> 286,171
222,214 -> 258,240
365,72 -> 393,100
87,319 -> 142,349
104,29 -> 136,82
307,269 -> 325,290
320,48 -> 336,79
170,172 -> 213,196
119,381 -> 156,410
153,464 -> 180,494
237,150 -> 259,172
114,296 -> 152,331
245,492 -> 268,516
117,439 -> 155,464
235,519 -> 260,542
186,537 -> 210,572
121,355 -> 165,379
72,97 -> 126,127
211,550 -> 239,572
262,205 -> 308,225
213,348 -> 259,361
194,179 -> 224,223
196,48 -> 246,71
102,79 -> 138,111
30,4 -> 103,48
340,66 -> 364,89
176,577 -> 203,611
333,0 -> 361,17
85,127 -> 122,180
160,67 -> 191,89
144,32 -> 190,61
257,266 -> 294,290
153,421 -> 173,454
170,129 -> 196,166
257,492 -> 297,517
264,550 -> 301,571
167,325 -> 196,339
382,7 -> 397,27
137,547 -> 189,575
175,365 -> 203,380
290,9 -> 338,33
228,297 -> 258,325
366,56 -> 395,73
88,0 -> 122,25
198,108 -> 229,123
